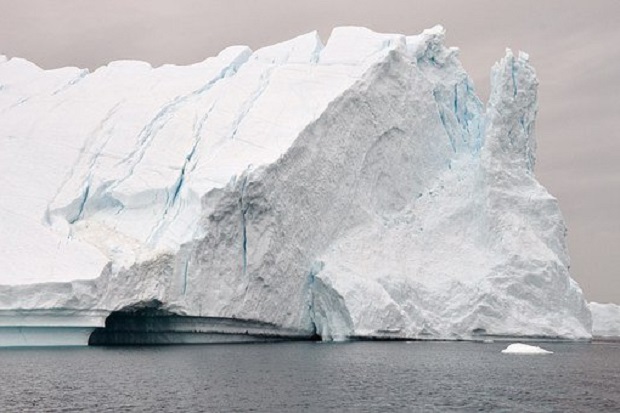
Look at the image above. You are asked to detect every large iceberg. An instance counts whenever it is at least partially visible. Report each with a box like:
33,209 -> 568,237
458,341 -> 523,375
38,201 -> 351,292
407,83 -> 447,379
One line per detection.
0,26 -> 591,345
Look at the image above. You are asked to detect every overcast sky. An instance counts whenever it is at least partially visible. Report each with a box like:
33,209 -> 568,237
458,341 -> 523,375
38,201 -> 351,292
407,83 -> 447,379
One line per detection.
1,0 -> 618,303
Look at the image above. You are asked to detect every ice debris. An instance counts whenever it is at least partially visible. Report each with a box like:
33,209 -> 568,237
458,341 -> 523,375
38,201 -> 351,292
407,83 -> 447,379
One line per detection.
501,343 -> 553,355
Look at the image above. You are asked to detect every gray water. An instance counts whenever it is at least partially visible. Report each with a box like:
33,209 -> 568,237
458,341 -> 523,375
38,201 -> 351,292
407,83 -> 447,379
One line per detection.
0,341 -> 619,412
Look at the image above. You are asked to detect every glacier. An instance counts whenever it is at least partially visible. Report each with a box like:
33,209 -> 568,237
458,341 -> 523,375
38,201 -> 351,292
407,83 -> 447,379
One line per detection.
0,26 -> 592,346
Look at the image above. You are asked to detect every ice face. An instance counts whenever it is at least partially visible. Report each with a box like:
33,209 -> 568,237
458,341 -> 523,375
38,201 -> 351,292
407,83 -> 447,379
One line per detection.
0,27 -> 592,345
589,302 -> 620,338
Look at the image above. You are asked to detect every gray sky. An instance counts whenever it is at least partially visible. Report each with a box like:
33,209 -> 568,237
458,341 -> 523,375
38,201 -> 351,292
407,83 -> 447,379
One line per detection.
1,0 -> 618,303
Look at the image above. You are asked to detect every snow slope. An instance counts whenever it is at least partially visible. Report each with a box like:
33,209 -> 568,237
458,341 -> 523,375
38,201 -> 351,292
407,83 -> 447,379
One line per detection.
589,302 -> 620,338
0,27 -> 591,345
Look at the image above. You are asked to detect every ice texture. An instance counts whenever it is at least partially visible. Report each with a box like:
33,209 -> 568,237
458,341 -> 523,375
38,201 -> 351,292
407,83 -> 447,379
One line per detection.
501,343 -> 553,354
0,27 -> 592,345
589,302 -> 620,338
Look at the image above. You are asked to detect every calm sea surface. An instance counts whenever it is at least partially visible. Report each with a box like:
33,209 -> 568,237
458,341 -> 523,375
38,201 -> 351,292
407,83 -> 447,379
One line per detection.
0,341 -> 618,412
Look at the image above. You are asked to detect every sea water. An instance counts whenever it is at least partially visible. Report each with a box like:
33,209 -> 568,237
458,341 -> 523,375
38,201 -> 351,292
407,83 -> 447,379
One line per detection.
0,341 -> 618,412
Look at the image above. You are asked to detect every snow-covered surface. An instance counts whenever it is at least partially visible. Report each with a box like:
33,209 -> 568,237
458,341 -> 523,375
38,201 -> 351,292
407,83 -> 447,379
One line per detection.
0,26 -> 592,346
501,343 -> 553,354
589,302 -> 620,338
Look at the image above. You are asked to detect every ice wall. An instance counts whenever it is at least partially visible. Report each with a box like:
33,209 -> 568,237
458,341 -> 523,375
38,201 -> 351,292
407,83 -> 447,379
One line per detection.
589,302 -> 620,338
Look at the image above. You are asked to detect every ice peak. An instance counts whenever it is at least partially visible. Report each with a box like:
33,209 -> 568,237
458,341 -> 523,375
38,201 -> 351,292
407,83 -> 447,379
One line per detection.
484,46 -> 538,171
406,25 -> 459,67
319,26 -> 406,65
252,31 -> 323,64
103,60 -> 153,72
519,51 -> 530,62
423,24 -> 446,39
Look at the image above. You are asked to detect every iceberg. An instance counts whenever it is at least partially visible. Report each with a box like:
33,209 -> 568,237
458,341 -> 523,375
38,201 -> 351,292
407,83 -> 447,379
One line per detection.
589,302 -> 620,338
0,26 -> 592,346
501,343 -> 553,355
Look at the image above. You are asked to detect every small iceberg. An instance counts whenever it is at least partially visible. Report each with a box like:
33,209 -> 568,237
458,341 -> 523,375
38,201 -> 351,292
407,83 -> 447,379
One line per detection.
501,343 -> 553,354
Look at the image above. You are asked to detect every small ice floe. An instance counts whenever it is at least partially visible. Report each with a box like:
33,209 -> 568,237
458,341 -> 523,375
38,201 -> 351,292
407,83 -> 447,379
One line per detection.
501,343 -> 553,354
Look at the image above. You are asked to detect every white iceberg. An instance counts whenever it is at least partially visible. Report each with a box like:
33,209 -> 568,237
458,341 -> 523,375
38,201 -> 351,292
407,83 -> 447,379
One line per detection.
501,343 -> 553,354
0,26 -> 591,346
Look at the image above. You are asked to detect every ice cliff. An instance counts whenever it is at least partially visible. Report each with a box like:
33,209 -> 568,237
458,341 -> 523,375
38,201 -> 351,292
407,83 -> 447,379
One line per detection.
0,26 -> 592,345
589,302 -> 620,338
